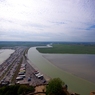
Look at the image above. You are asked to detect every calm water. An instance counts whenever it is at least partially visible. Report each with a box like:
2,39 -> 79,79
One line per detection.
43,54 -> 95,84
28,47 -> 95,95
0,49 -> 14,64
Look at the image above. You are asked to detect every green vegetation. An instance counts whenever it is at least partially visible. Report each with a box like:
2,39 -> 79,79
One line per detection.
37,44 -> 95,54
0,85 -> 35,95
17,85 -> 35,95
46,78 -> 66,95
0,85 -> 20,95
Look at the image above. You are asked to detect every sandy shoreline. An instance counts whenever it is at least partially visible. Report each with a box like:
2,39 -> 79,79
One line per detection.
42,54 -> 95,84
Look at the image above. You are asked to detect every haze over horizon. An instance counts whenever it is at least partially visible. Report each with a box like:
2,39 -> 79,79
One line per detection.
0,0 -> 95,42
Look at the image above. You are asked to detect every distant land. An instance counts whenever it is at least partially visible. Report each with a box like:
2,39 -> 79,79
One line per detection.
0,41 -> 50,49
0,41 -> 95,51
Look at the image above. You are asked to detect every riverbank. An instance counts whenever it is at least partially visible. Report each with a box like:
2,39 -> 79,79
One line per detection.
27,60 -> 51,82
28,47 -> 95,95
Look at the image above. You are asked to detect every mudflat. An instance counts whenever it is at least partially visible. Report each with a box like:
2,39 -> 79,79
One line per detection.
42,54 -> 95,84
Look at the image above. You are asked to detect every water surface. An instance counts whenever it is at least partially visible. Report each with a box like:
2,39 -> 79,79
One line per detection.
28,47 -> 95,95
0,49 -> 14,64
43,54 -> 95,84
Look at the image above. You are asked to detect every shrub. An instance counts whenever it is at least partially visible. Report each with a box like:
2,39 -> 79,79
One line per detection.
46,78 -> 66,95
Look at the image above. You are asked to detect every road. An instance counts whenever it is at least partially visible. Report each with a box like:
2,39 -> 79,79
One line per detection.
0,46 -> 46,86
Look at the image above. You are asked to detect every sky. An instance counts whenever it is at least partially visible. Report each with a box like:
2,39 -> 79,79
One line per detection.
0,0 -> 95,42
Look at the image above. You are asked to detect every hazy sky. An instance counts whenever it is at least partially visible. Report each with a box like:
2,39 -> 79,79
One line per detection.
0,0 -> 95,42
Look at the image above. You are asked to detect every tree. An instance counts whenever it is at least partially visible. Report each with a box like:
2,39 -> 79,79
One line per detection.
0,85 -> 35,95
0,86 -> 5,95
17,85 -> 29,95
0,85 -> 20,95
28,86 -> 35,92
46,78 -> 66,95
17,85 -> 35,95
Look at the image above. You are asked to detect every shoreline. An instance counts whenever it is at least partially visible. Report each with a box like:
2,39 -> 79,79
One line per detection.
26,47 -> 51,81
27,59 -> 51,82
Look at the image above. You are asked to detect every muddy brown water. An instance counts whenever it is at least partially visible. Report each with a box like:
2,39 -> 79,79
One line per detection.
42,54 -> 95,84
28,47 -> 95,95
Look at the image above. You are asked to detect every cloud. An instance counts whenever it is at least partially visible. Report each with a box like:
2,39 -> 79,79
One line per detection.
0,0 -> 95,42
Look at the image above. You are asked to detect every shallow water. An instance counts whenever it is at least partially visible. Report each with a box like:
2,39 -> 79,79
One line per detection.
43,54 -> 95,84
28,47 -> 95,95
0,49 -> 14,64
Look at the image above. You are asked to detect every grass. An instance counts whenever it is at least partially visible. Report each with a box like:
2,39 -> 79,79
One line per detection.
37,44 -> 95,54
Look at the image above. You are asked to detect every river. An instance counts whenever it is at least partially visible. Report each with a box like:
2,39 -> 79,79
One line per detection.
28,47 -> 95,95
